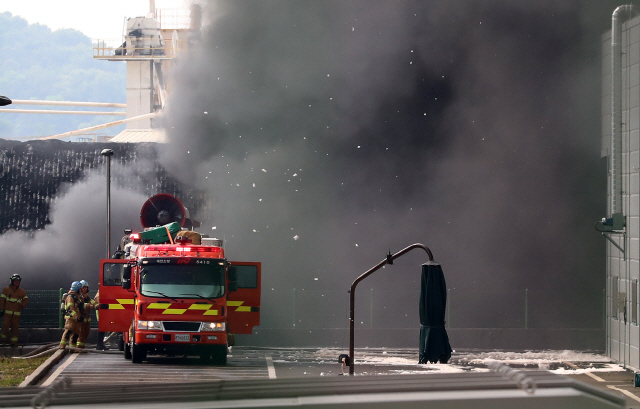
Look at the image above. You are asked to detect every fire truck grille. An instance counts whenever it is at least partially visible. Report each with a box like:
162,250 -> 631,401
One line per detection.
162,322 -> 201,332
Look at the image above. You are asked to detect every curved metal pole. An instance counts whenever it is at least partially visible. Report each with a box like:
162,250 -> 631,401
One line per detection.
349,243 -> 433,375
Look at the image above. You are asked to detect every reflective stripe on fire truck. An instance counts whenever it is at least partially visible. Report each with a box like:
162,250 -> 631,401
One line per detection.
146,303 -> 187,314
227,301 -> 252,312
106,299 -> 135,310
146,303 -> 219,315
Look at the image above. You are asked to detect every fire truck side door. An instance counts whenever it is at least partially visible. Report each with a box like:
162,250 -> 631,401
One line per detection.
227,262 -> 261,334
98,259 -> 135,333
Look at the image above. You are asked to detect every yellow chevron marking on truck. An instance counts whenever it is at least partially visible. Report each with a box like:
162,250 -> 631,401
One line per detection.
188,304 -> 212,310
146,303 -> 216,315
163,309 -> 187,314
227,300 -> 253,312
109,304 -> 124,310
148,303 -> 170,309
106,299 -> 135,309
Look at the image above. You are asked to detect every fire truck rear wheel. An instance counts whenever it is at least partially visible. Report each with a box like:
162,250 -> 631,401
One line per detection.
118,333 -> 125,351
124,342 -> 132,360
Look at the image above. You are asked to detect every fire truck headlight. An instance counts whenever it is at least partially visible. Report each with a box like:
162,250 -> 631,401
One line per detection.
138,320 -> 162,330
200,322 -> 225,332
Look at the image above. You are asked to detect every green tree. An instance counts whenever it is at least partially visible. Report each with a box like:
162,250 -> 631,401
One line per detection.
0,12 -> 126,139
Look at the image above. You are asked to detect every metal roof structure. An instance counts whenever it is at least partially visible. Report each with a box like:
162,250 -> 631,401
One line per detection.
109,128 -> 168,143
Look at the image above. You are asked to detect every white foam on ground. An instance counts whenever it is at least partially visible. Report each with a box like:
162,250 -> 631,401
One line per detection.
305,348 -> 627,376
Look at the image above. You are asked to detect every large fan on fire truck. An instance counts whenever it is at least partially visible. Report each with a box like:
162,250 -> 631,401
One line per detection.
139,193 -> 199,230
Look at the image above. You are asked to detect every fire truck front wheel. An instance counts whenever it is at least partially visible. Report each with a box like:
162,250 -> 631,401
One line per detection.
211,345 -> 227,366
131,331 -> 147,364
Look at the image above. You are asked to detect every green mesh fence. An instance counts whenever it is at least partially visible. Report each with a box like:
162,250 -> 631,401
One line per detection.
13,289 -> 98,329
18,289 -> 62,328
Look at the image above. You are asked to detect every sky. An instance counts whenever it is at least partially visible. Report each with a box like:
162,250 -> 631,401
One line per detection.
0,0 -> 191,40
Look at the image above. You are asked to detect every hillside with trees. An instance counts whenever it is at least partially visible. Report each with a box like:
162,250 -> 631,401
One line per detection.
0,12 -> 125,139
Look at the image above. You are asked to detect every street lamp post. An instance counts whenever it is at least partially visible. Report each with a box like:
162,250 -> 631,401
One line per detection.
101,149 -> 114,259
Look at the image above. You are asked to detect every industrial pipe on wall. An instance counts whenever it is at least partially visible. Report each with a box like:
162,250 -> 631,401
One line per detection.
611,5 -> 636,216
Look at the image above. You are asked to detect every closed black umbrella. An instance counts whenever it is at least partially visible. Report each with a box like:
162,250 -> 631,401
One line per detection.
0,96 -> 11,106
418,261 -> 452,364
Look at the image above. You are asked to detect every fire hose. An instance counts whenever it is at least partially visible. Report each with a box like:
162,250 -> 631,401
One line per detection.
11,344 -> 121,359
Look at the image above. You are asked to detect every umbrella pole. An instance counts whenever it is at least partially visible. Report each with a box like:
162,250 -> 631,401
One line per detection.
349,243 -> 433,375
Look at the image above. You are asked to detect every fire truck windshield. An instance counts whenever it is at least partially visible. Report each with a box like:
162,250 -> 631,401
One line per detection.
140,264 -> 225,299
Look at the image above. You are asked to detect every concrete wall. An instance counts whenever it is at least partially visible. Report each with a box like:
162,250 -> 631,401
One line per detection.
126,61 -> 154,128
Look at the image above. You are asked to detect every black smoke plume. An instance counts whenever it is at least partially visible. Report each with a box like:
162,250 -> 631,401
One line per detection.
157,0 -> 614,336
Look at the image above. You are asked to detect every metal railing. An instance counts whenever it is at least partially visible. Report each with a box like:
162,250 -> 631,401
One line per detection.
92,39 -> 188,59
155,8 -> 191,30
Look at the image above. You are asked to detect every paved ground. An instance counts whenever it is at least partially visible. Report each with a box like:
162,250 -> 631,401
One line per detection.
35,345 -> 640,408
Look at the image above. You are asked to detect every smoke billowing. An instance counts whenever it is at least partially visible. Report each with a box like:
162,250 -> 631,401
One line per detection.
0,171 -> 148,289
157,0 -> 614,333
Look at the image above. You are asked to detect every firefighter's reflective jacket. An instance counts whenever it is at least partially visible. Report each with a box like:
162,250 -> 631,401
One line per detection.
0,285 -> 28,315
63,291 -> 81,329
79,293 -> 97,322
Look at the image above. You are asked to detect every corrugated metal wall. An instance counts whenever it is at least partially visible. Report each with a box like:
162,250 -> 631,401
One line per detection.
0,139 -> 205,235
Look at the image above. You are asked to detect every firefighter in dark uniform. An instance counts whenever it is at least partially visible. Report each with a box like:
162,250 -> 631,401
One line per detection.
72,280 -> 96,349
60,281 -> 83,349
0,274 -> 28,347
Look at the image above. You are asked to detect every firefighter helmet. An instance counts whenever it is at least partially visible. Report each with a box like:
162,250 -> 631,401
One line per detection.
70,281 -> 82,292
10,274 -> 21,283
80,280 -> 89,288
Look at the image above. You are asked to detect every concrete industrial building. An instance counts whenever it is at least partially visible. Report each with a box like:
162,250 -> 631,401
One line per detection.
92,3 -> 199,143
601,5 -> 640,370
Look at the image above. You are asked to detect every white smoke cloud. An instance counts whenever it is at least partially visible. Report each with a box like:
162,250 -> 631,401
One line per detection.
0,170 -> 148,289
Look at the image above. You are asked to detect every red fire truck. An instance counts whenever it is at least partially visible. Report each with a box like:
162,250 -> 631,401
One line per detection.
98,194 -> 261,364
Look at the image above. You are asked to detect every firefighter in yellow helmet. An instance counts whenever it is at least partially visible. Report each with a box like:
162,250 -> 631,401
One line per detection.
0,274 -> 28,347
71,280 -> 96,349
59,281 -> 82,349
